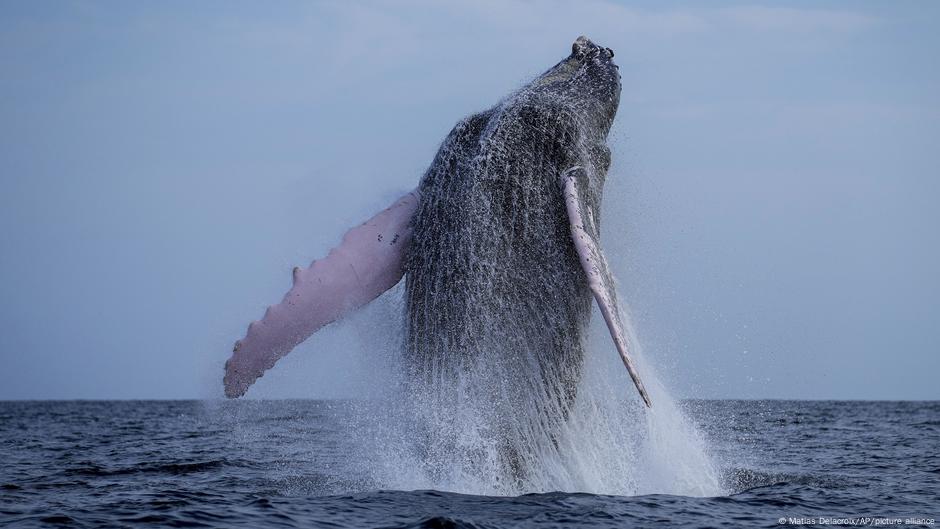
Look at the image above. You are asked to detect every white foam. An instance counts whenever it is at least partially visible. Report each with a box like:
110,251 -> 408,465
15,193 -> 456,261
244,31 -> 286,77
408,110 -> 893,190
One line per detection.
344,293 -> 726,497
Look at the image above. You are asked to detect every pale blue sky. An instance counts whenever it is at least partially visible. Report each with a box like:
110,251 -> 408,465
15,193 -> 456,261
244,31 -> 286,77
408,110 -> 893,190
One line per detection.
1,1 -> 937,400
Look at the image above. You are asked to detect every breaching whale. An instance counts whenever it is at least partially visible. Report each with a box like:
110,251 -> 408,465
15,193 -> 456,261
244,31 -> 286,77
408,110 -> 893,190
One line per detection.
223,37 -> 651,419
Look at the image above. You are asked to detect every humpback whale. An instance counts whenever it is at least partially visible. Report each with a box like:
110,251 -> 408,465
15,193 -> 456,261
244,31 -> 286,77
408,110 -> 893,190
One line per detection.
224,37 -> 650,426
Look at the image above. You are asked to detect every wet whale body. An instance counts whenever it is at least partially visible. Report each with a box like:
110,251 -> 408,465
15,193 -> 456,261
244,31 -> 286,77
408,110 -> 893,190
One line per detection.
224,37 -> 651,477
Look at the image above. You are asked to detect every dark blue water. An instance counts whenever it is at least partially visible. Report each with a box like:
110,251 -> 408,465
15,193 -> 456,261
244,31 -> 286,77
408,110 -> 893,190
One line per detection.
1,400 -> 937,528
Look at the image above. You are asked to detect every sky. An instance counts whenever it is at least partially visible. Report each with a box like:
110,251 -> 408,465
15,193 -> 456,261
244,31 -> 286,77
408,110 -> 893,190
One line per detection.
0,1 -> 937,400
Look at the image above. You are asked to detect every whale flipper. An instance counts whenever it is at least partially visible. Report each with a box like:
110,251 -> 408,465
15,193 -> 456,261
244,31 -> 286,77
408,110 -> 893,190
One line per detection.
224,191 -> 420,398
560,167 -> 652,407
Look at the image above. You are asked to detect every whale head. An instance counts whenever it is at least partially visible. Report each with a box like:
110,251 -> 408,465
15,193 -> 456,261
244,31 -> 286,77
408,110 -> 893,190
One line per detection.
526,36 -> 622,140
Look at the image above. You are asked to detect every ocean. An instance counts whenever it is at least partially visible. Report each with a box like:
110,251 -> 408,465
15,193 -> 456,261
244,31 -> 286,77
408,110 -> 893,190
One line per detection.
1,399 -> 936,528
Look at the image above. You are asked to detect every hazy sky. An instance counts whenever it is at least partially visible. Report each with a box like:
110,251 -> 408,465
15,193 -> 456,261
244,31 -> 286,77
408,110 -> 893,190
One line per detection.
1,1 -> 937,400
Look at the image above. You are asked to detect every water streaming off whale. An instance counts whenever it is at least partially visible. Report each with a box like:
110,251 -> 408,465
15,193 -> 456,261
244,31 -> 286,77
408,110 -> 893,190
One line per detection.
338,279 -> 725,497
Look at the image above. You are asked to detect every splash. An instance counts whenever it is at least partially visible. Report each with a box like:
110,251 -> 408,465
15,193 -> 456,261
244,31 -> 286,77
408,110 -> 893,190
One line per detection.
343,287 -> 725,497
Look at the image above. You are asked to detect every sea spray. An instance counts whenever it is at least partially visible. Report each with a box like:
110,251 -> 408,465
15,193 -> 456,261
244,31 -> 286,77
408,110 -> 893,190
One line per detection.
340,288 -> 725,497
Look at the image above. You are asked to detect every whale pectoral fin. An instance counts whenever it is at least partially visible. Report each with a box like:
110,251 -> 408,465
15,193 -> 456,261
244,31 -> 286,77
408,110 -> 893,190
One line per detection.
560,167 -> 652,408
223,190 -> 421,398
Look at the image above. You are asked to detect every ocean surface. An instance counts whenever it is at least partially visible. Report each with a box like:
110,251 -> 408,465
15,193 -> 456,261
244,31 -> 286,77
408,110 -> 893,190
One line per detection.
1,400 -> 937,528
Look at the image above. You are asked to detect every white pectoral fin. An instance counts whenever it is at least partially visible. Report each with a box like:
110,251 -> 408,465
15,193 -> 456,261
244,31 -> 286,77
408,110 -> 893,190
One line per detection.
223,190 -> 421,398
561,167 -> 652,408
